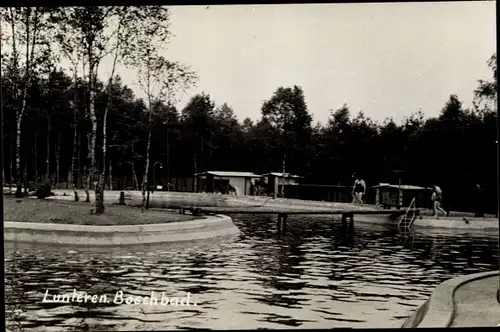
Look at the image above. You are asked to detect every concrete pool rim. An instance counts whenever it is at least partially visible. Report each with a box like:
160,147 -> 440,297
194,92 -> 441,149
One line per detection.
402,270 -> 498,328
3,214 -> 241,246
350,214 -> 498,232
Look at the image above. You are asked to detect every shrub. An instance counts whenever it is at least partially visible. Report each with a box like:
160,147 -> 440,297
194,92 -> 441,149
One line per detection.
35,180 -> 52,199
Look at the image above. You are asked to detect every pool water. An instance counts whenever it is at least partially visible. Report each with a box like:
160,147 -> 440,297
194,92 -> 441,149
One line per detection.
5,215 -> 499,331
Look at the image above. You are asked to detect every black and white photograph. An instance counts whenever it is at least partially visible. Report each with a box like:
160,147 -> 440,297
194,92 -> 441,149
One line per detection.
1,1 -> 498,331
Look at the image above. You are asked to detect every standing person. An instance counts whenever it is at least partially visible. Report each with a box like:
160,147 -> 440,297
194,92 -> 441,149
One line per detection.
431,185 -> 447,218
473,183 -> 485,218
352,174 -> 366,205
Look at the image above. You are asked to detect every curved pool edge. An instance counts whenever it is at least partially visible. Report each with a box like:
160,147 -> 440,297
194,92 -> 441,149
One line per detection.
3,214 -> 240,246
402,271 -> 498,328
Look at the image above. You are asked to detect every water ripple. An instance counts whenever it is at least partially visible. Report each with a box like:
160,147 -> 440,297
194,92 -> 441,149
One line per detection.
5,214 -> 499,330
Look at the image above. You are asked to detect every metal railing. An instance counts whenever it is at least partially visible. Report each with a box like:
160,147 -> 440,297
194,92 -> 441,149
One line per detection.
398,197 -> 417,229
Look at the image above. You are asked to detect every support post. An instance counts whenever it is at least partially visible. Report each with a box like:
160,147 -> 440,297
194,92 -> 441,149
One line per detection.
341,213 -> 347,227
277,213 -> 282,232
348,213 -> 354,227
282,214 -> 288,233
398,177 -> 403,208
273,176 -> 278,199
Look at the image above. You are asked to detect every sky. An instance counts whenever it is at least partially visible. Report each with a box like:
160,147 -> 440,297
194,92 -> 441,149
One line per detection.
92,2 -> 496,125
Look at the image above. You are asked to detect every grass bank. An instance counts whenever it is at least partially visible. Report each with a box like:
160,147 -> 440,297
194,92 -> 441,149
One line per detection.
4,197 -> 199,225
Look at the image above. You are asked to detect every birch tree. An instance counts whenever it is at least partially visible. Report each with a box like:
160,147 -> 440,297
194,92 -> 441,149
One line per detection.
2,7 -> 54,197
52,7 -> 115,213
65,51 -> 83,201
53,6 -> 175,214
119,6 -> 198,210
129,51 -> 198,211
124,6 -> 198,209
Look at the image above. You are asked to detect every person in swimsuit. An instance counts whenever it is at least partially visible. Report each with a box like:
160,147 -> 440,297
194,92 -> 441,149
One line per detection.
352,174 -> 366,205
431,185 -> 447,218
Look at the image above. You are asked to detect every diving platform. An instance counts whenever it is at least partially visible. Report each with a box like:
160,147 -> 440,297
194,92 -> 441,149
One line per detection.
178,205 -> 412,233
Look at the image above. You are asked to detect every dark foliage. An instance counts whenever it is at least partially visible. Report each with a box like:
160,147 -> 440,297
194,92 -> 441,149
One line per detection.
1,54 -> 497,213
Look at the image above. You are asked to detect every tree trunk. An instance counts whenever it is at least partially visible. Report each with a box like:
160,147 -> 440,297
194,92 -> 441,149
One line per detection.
33,132 -> 38,182
15,118 -> 23,197
86,43 -> 104,214
101,23 -> 121,195
98,81 -> 109,212
14,9 -> 33,198
129,142 -> 139,191
56,131 -> 61,188
9,135 -> 13,191
193,151 -> 197,193
46,116 -> 50,180
166,128 -> 170,190
77,129 -> 81,187
131,162 -> 138,191
200,136 -> 204,172
141,125 -> 152,212
23,149 -> 28,196
7,8 -> 18,193
89,88 -> 103,214
71,103 -> 79,201
109,160 -> 113,190
83,166 -> 90,202
18,9 -> 40,196
83,132 -> 91,203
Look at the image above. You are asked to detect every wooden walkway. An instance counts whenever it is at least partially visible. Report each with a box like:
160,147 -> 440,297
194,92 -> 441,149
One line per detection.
178,205 -> 410,233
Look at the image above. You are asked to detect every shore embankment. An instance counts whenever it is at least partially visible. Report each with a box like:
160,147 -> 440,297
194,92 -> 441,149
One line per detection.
3,196 -> 240,246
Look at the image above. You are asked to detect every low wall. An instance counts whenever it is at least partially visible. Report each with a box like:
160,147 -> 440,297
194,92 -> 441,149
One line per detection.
4,214 -> 240,246
402,271 -> 498,328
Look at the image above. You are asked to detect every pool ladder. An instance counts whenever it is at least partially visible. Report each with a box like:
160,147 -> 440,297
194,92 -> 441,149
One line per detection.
398,197 -> 417,230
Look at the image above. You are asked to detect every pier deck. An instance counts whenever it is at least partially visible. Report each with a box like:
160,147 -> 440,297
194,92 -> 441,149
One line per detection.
179,206 -> 407,215
178,205 -> 411,233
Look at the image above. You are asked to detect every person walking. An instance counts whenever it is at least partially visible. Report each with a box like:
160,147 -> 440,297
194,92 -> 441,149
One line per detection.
431,185 -> 447,218
352,174 -> 366,205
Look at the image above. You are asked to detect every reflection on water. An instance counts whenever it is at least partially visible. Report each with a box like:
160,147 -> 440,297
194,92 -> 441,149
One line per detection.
5,215 -> 499,331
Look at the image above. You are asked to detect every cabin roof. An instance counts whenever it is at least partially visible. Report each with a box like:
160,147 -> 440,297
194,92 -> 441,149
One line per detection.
261,172 -> 301,178
373,183 -> 430,190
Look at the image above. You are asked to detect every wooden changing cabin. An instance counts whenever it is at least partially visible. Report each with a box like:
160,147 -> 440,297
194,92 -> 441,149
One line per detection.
194,171 -> 260,196
260,172 -> 301,199
373,183 -> 431,209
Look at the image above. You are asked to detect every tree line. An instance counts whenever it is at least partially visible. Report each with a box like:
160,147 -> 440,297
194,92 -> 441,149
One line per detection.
1,6 -> 196,213
1,7 -> 497,213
